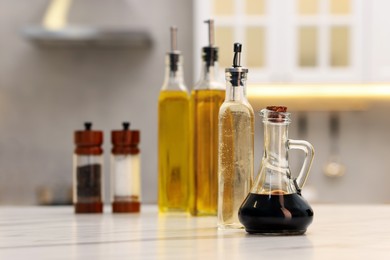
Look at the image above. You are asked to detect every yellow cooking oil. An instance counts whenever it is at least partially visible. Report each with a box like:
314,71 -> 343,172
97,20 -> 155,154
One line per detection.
190,89 -> 225,216
158,90 -> 190,213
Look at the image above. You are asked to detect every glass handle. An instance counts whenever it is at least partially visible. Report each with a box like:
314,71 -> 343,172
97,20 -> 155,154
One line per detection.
288,139 -> 315,191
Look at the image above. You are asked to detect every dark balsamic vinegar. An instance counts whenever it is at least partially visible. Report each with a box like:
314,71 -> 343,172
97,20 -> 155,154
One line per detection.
238,193 -> 313,235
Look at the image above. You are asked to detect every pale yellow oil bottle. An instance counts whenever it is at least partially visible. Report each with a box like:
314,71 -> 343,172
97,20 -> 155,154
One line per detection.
218,43 -> 254,229
158,90 -> 190,213
191,89 -> 224,215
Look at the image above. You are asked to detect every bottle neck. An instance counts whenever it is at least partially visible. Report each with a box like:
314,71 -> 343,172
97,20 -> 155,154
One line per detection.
224,72 -> 247,102
252,109 -> 296,195
200,60 -> 219,81
195,59 -> 224,90
263,122 -> 289,168
162,53 -> 186,91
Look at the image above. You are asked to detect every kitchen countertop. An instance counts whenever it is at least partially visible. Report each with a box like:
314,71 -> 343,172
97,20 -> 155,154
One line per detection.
0,205 -> 389,259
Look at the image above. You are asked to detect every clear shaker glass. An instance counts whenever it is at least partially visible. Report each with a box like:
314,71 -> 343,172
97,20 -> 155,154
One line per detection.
111,122 -> 141,213
73,122 -> 104,214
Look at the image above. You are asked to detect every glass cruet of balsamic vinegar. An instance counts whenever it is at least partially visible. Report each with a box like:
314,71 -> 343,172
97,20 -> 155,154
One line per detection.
158,26 -> 190,213
218,43 -> 254,229
238,106 -> 315,235
190,19 -> 225,216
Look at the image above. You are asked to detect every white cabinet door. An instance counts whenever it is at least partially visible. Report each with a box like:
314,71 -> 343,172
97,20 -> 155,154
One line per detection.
286,0 -> 364,82
369,0 -> 390,82
194,0 -> 371,83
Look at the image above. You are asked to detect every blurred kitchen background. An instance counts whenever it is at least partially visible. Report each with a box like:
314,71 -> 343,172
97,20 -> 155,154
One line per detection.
1,0 -> 390,205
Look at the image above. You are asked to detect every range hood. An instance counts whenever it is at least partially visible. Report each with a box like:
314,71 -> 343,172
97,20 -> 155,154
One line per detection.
22,0 -> 153,47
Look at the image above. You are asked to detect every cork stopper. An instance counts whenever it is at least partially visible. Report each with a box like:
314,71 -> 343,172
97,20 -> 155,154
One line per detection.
266,106 -> 287,112
265,106 -> 289,123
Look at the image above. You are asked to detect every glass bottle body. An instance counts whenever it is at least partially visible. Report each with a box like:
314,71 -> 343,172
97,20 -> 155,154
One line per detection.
111,154 -> 141,212
158,54 -> 190,213
190,60 -> 225,216
239,109 -> 315,235
218,78 -> 254,229
73,154 -> 103,213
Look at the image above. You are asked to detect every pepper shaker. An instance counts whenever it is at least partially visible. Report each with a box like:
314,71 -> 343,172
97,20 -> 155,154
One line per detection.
73,122 -> 104,213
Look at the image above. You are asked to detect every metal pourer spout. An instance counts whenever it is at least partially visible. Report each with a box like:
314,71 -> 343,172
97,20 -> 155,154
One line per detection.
170,26 -> 177,53
169,26 -> 180,73
202,19 -> 218,69
205,19 -> 215,46
225,42 -> 248,87
233,43 -> 242,68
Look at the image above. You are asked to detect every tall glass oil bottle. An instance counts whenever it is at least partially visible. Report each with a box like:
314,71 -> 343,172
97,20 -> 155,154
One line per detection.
218,43 -> 254,228
158,27 -> 190,213
190,19 -> 225,216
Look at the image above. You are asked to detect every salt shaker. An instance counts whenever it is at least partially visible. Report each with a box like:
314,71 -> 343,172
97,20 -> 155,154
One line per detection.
111,122 -> 141,213
73,122 -> 104,213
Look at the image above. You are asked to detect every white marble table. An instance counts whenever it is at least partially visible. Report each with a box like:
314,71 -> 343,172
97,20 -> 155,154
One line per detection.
0,205 -> 389,259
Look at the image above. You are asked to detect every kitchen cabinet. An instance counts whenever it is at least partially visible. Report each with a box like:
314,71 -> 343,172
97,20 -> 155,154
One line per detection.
369,0 -> 390,82
0,205 -> 389,258
194,0 -> 390,83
